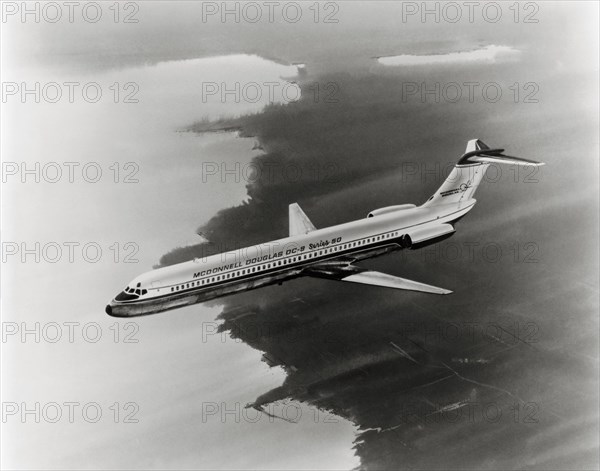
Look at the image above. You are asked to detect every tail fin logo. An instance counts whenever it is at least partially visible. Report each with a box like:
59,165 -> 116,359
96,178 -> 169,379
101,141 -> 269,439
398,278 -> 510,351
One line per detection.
440,180 -> 472,197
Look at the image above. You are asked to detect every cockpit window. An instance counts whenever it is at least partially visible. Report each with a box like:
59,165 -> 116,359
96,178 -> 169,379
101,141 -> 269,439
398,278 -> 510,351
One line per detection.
141,289 -> 147,295
135,289 -> 141,295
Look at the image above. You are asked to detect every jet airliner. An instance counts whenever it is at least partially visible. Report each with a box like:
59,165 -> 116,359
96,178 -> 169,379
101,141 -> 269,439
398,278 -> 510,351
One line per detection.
106,139 -> 543,317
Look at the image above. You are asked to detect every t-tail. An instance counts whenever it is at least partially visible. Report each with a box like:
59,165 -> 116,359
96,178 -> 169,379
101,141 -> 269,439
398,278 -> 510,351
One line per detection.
421,139 -> 544,207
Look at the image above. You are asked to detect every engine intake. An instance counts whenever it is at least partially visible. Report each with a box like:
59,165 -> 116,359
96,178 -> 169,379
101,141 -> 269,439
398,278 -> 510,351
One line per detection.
399,234 -> 412,248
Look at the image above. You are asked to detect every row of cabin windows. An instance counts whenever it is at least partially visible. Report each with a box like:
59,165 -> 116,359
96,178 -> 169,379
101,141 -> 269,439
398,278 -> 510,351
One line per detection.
169,231 -> 401,293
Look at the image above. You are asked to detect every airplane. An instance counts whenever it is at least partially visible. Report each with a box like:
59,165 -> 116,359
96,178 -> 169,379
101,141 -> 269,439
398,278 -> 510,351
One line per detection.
106,139 -> 543,317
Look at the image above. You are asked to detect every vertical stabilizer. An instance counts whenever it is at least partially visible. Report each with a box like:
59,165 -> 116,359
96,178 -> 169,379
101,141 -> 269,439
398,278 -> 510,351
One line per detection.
421,139 -> 543,207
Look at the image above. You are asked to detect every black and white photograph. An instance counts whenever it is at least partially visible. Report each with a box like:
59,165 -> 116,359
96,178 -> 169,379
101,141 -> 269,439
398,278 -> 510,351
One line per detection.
1,1 -> 599,469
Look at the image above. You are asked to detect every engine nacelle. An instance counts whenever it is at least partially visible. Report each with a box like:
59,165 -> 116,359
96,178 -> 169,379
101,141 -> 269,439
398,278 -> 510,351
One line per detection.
403,223 -> 455,249
367,204 -> 416,218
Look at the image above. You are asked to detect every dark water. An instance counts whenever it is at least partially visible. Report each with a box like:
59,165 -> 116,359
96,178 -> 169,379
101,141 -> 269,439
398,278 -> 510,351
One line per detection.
157,30 -> 599,470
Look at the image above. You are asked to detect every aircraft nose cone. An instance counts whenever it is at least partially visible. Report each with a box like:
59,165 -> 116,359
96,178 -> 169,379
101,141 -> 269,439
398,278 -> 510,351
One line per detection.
105,304 -> 113,316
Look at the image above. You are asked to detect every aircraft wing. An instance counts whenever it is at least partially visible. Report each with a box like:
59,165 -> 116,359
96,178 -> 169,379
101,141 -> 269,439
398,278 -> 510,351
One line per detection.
289,203 -> 316,236
304,263 -> 452,295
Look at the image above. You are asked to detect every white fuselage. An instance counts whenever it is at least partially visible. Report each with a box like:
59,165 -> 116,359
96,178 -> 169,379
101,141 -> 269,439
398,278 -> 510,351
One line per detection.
106,200 -> 475,317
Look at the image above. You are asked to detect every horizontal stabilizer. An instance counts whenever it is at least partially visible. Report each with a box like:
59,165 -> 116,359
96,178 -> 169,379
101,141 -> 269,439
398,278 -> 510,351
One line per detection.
304,263 -> 451,295
459,139 -> 544,166
467,154 -> 545,167
289,203 -> 316,236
